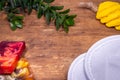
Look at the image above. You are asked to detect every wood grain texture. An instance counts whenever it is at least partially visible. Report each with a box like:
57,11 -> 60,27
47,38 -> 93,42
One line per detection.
0,0 -> 120,80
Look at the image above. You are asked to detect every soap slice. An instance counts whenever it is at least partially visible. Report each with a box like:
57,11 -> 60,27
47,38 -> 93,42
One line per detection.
0,58 -> 35,80
0,41 -> 26,74
0,41 -> 25,58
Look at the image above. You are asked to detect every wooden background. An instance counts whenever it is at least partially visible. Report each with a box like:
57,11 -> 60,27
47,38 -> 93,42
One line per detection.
0,0 -> 120,80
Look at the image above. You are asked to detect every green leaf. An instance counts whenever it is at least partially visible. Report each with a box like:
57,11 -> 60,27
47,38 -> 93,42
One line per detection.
32,3 -> 38,10
7,13 -> 15,21
23,0 -> 29,7
9,0 -> 16,8
27,1 -> 32,15
66,15 -> 77,19
37,6 -> 43,18
63,23 -> 69,33
43,4 -> 49,12
14,20 -> 23,28
14,16 -> 24,20
55,18 -> 61,30
34,0 -> 41,3
8,13 -> 15,18
43,0 -> 54,3
11,9 -> 21,14
64,15 -> 76,26
10,22 -> 17,31
45,10 -> 51,25
51,6 -> 64,10
8,13 -> 23,29
18,0 -> 25,11
65,18 -> 74,26
0,2 -> 2,11
8,13 -> 24,22
59,9 -> 70,14
55,15 -> 65,30
50,10 -> 56,19
55,21 -> 60,31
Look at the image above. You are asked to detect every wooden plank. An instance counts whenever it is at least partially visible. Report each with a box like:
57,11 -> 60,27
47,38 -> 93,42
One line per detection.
0,0 -> 120,80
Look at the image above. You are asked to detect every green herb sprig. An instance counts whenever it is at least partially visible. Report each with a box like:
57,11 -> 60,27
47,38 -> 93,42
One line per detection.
0,0 -> 76,33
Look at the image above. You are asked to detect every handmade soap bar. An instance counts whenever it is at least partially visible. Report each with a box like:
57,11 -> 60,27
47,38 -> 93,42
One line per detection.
0,41 -> 25,74
96,1 -> 120,30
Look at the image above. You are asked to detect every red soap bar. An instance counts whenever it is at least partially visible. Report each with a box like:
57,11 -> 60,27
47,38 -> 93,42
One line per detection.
0,41 -> 26,74
0,55 -> 18,74
0,41 -> 25,58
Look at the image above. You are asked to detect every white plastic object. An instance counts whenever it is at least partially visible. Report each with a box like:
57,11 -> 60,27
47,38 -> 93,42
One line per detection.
67,53 -> 88,80
85,35 -> 120,80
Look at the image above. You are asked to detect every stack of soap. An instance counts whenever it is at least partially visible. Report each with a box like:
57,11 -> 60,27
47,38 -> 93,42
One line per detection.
68,35 -> 120,80
0,41 -> 34,80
